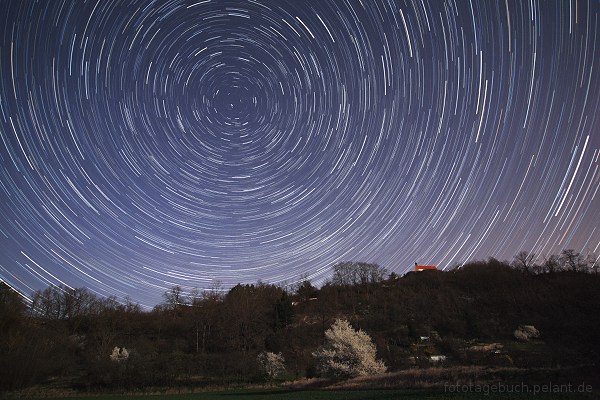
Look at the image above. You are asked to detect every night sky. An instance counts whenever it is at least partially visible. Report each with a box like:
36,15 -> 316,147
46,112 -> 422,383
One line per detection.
1,0 -> 599,307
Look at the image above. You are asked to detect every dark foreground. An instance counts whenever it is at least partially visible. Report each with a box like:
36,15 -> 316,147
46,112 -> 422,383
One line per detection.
17,387 -> 600,400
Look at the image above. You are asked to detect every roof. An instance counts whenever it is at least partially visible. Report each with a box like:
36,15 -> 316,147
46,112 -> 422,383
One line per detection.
415,265 -> 437,271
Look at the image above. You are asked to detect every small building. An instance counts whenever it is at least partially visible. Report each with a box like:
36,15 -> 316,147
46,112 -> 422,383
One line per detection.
415,263 -> 437,272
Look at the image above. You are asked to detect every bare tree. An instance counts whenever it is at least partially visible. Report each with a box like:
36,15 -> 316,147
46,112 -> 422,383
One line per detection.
203,280 -> 224,302
542,254 -> 560,273
559,250 -> 587,272
30,285 -> 99,320
331,262 -> 387,286
512,251 -> 536,273
163,285 -> 187,311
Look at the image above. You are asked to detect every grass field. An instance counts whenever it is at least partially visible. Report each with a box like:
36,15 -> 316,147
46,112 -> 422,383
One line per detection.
22,387 -> 600,400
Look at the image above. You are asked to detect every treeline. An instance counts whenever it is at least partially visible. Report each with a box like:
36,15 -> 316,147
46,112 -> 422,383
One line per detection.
1,251 -> 599,392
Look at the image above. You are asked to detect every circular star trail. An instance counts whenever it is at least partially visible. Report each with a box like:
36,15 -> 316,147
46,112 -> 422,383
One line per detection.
1,0 -> 599,307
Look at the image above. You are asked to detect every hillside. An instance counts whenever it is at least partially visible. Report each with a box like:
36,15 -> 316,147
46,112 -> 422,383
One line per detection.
1,257 -> 599,393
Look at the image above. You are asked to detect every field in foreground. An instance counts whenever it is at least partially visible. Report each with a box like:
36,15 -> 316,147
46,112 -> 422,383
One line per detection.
20,387 -> 600,400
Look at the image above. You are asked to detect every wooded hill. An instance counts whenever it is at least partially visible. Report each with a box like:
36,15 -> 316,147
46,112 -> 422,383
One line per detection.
1,252 -> 599,392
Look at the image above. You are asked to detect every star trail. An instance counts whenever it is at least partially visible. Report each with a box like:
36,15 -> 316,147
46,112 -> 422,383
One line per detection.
1,0 -> 599,307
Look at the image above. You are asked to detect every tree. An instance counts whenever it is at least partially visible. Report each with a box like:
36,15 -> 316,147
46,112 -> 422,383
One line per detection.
257,351 -> 285,379
331,262 -> 388,286
110,346 -> 130,362
294,279 -> 316,301
587,254 -> 599,274
274,291 -> 294,331
0,282 -> 28,388
559,249 -> 587,272
512,251 -> 536,273
312,319 -> 386,378
30,285 -> 99,320
30,285 -> 63,320
0,282 -> 26,333
221,283 -> 281,353
542,254 -> 560,273
163,285 -> 187,312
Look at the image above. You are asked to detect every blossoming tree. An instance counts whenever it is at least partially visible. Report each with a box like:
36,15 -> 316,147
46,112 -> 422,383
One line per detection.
257,351 -> 285,378
313,319 -> 386,378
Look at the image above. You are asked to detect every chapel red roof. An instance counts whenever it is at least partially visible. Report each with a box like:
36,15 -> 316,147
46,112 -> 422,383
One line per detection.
415,265 -> 437,271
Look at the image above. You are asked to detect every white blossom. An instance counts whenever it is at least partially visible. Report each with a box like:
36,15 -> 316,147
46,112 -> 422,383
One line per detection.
110,346 -> 129,362
257,351 -> 285,378
313,319 -> 386,378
